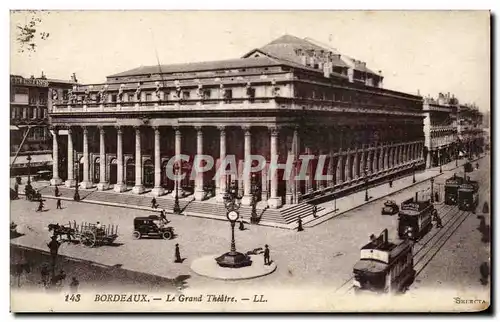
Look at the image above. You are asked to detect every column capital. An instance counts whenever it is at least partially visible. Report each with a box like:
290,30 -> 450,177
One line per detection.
242,125 -> 251,135
268,125 -> 280,136
115,125 -> 122,134
174,126 -> 182,136
133,125 -> 141,132
66,126 -> 72,134
81,126 -> 88,134
98,126 -> 105,134
49,125 -> 59,132
194,125 -> 203,132
152,126 -> 161,134
217,125 -> 226,131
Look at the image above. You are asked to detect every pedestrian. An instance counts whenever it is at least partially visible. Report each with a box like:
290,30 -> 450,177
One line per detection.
56,198 -> 62,209
36,200 -> 44,212
14,182 -> 19,194
434,192 -> 439,203
174,244 -> 182,263
160,209 -> 167,224
96,221 -> 102,230
54,186 -> 59,197
389,180 -> 393,188
263,244 -> 270,265
482,201 -> 489,214
297,216 -> 304,232
312,205 -> 318,218
432,210 -> 443,228
239,218 -> 245,231
47,236 -> 61,271
151,197 -> 158,209
69,277 -> 80,293
40,264 -> 49,287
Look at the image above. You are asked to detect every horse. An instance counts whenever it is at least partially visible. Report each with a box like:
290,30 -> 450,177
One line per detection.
48,224 -> 76,242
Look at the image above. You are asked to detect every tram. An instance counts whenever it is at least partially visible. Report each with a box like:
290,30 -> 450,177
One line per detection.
458,179 -> 479,211
397,195 -> 434,241
353,229 -> 415,294
444,174 -> 465,205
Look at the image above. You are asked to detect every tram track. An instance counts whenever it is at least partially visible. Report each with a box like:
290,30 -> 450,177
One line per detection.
334,202 -> 467,295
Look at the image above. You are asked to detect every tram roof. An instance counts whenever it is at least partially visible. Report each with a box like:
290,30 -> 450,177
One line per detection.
354,259 -> 387,273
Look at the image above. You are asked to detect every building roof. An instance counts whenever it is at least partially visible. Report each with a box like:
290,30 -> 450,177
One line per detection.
47,78 -> 76,85
108,56 -> 287,78
242,34 -> 350,69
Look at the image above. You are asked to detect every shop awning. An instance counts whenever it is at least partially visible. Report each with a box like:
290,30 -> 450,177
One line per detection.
10,125 -> 20,131
10,154 -> 53,168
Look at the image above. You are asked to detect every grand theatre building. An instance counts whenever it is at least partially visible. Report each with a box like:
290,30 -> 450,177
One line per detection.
49,35 -> 425,213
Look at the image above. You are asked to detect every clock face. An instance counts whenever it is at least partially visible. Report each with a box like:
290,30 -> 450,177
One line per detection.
227,211 -> 239,221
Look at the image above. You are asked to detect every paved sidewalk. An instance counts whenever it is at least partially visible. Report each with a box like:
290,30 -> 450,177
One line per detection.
303,155 -> 486,228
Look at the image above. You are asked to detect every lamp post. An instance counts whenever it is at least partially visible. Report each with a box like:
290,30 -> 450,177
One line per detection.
455,143 -> 459,167
430,177 -> 434,203
73,160 -> 80,201
364,167 -> 369,202
250,173 -> 259,224
26,154 -> 32,187
412,164 -> 416,184
173,163 -> 181,214
333,193 -> 338,212
439,150 -> 443,174
215,183 -> 252,268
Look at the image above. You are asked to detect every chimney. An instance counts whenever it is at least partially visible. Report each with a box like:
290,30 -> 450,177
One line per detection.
381,229 -> 388,244
71,73 -> 78,83
300,53 -> 307,66
323,61 -> 331,78
40,71 -> 46,79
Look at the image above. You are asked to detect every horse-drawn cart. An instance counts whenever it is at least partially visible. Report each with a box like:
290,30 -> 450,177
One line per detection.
50,221 -> 119,247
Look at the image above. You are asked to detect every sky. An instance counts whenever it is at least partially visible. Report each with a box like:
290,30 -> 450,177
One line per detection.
10,10 -> 490,112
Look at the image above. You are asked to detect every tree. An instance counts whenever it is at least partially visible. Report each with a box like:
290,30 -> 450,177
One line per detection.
13,10 -> 50,54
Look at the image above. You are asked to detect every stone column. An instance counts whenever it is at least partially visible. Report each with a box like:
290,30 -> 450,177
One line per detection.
174,127 -> 182,194
151,126 -> 165,196
216,126 -> 226,203
292,127 -> 301,203
305,147 -> 313,193
80,126 -> 92,188
132,127 -> 145,194
336,154 -> 343,184
378,146 -> 384,172
261,162 -> 268,201
384,146 -> 389,170
50,127 -> 63,185
327,150 -> 334,188
352,151 -> 359,179
267,126 -> 282,209
360,149 -> 365,175
97,126 -> 109,191
344,150 -> 352,182
367,149 -> 373,174
241,126 -> 253,206
194,126 -> 205,201
65,127 -> 76,187
372,148 -> 378,173
114,126 -> 126,192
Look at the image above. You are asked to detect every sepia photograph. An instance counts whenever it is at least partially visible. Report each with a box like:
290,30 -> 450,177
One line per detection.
8,9 -> 491,313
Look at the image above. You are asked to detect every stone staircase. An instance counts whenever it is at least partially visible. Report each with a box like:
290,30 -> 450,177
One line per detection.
270,203 -> 326,225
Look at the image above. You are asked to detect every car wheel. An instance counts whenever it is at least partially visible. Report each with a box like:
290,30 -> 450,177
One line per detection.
133,231 -> 141,239
162,231 -> 172,240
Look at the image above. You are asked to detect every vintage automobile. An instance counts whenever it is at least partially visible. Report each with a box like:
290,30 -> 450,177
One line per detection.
458,180 -> 479,211
381,200 -> 399,215
33,170 -> 52,182
133,215 -> 174,240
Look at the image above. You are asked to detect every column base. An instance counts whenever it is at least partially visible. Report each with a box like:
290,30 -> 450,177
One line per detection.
97,182 -> 110,191
79,181 -> 93,189
50,178 -> 63,186
261,191 -> 268,201
114,183 -> 127,193
65,179 -> 76,188
151,187 -> 165,197
194,190 -> 205,201
132,185 -> 145,194
267,197 -> 282,209
241,194 -> 253,206
285,193 -> 293,205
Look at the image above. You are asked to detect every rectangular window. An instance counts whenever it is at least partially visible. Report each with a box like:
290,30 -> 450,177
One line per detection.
203,89 -> 211,99
111,94 -> 117,102
63,90 -> 69,100
146,93 -> 152,101
224,89 -> 232,100
182,91 -> 190,100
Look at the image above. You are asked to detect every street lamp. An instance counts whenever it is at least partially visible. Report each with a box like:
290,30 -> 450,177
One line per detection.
173,163 -> 181,215
26,154 -> 32,187
412,164 -> 416,184
364,167 -> 369,202
430,177 -> 434,203
73,160 -> 80,201
439,152 -> 443,174
250,173 -> 259,224
215,184 -> 252,268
